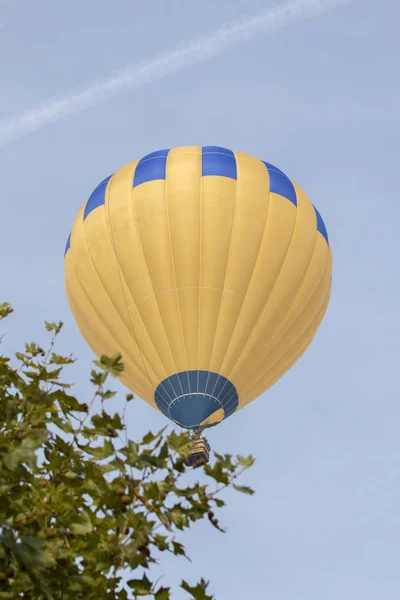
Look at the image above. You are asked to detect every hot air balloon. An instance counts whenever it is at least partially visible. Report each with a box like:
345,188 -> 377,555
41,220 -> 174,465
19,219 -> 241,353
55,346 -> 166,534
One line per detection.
64,146 -> 332,466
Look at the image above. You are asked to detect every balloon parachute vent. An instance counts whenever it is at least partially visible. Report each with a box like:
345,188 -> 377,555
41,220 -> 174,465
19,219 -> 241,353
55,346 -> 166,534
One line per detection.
184,436 -> 211,468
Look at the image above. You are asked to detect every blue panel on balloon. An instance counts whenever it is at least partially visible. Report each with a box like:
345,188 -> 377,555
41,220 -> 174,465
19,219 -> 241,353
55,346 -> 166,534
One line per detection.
202,146 -> 237,180
313,204 -> 329,245
83,175 -> 113,220
262,161 -> 297,206
154,370 -> 239,429
64,232 -> 71,256
133,149 -> 170,188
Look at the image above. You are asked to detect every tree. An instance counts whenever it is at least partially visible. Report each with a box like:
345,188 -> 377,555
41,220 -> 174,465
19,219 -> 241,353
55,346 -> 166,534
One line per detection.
0,302 -> 254,599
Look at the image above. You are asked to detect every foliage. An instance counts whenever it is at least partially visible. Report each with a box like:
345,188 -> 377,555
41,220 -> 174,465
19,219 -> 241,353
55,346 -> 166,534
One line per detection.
0,303 -> 255,599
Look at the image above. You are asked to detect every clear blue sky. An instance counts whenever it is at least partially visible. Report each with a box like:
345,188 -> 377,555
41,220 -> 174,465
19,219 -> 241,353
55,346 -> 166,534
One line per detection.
1,1 -> 399,598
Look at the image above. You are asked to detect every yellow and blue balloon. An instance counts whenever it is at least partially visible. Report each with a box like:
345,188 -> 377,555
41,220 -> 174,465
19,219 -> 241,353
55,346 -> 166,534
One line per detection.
64,146 -> 332,430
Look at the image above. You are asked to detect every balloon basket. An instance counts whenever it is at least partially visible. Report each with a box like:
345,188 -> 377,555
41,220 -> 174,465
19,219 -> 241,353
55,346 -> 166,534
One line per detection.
184,434 -> 211,468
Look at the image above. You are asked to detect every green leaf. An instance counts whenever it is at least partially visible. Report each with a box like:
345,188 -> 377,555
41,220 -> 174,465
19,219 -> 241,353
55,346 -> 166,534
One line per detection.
213,452 -> 234,470
145,482 -> 161,501
94,353 -> 125,377
69,509 -> 93,536
90,369 -> 108,386
100,389 -> 117,400
82,439 -> 115,460
23,428 -> 49,448
172,541 -> 186,556
0,302 -> 13,319
181,578 -> 214,600
50,352 -> 74,365
127,572 -> 152,594
153,534 -> 169,552
121,440 -> 138,464
92,411 -> 124,432
236,454 -> 255,468
155,587 -> 170,600
232,484 -> 255,495
167,431 -> 191,453
25,342 -> 45,357
204,462 -> 229,485
157,442 -> 169,461
213,498 -> 225,508
55,390 -> 88,412
141,431 -> 156,445
3,445 -> 36,471
44,320 -> 63,334
166,506 -> 188,530
4,530 -> 55,571
53,415 -> 74,434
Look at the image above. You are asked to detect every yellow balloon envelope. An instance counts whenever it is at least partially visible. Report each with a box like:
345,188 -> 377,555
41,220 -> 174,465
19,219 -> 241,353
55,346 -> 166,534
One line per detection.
64,146 -> 332,430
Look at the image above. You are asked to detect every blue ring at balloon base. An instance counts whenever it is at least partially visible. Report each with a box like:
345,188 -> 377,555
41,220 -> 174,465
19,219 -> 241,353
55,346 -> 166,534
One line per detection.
154,370 -> 239,429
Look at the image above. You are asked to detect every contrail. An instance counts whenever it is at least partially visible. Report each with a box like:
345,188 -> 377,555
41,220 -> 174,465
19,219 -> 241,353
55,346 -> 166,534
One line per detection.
0,0 -> 351,146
